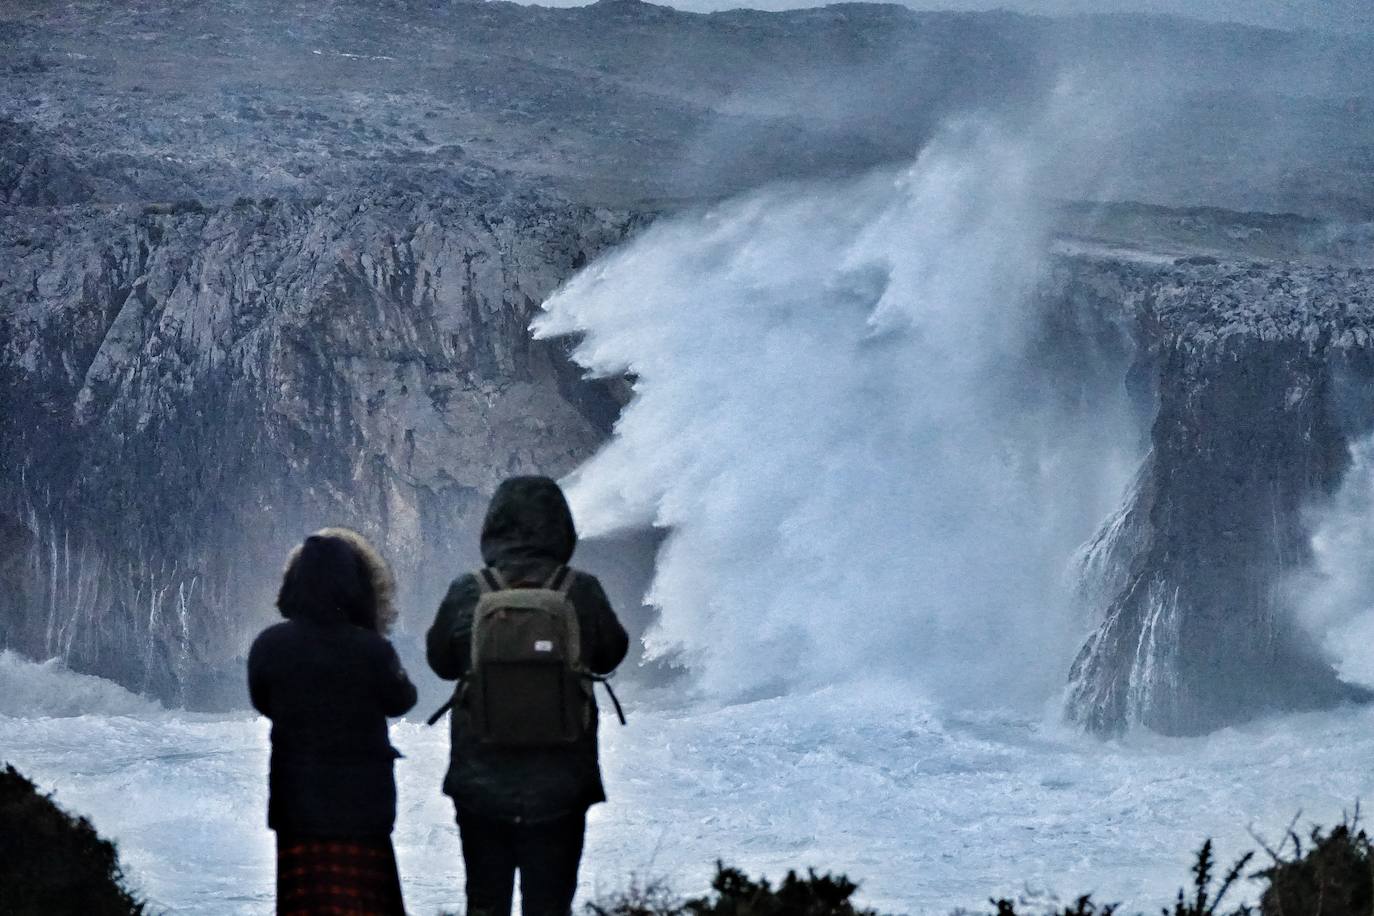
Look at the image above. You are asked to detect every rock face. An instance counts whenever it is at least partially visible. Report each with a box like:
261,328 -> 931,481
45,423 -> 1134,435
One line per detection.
2,201 -> 1372,728
4,0 -> 1374,727
1061,255 -> 1374,735
0,191 -> 635,705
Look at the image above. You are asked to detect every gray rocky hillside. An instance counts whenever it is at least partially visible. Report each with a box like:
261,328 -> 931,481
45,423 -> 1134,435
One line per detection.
3,0 -> 1374,730
4,0 -> 1374,214
0,189 -> 635,703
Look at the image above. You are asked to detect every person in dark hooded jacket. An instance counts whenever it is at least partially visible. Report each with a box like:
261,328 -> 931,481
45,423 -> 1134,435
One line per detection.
427,476 -> 629,916
248,527 -> 418,916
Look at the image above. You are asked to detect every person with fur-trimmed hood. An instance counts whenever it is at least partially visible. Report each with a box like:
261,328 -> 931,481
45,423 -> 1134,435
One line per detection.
427,476 -> 629,916
248,527 -> 417,916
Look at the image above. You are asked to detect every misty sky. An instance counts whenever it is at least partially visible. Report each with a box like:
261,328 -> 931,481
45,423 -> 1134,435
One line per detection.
528,0 -> 1374,35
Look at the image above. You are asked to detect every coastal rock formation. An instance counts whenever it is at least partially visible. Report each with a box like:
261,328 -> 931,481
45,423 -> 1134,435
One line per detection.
0,192 -> 634,705
3,0 -> 1374,729
1062,255 -> 1374,735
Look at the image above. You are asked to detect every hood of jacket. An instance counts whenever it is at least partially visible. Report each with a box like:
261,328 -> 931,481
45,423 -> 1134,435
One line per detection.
479,476 -> 577,568
277,527 -> 397,633
315,527 -> 397,633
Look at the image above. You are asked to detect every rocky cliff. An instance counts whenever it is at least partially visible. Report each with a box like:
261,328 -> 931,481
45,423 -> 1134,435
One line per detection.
5,197 -> 1374,729
4,0 -> 1374,729
1058,250 -> 1374,735
0,191 -> 635,705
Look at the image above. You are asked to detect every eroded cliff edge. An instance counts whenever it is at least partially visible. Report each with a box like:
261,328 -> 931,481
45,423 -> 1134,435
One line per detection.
5,0 -> 1374,728
6,189 -> 1372,732
0,192 -> 636,704
1060,254 -> 1374,735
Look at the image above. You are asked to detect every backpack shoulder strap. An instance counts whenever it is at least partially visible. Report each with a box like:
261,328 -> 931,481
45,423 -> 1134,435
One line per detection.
544,565 -> 574,595
477,567 -> 506,594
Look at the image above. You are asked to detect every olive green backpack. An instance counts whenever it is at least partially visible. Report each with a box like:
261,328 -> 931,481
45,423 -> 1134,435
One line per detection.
427,566 -> 624,746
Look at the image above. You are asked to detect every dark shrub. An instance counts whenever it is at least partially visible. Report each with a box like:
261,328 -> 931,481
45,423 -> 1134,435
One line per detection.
0,764 -> 145,915
684,863 -> 878,916
585,863 -> 879,916
1258,823 -> 1373,916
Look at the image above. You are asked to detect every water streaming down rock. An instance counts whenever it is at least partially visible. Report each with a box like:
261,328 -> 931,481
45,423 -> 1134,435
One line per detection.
1065,261 -> 1374,734
0,191 -> 636,705
537,134 -> 1374,732
3,0 -> 1374,737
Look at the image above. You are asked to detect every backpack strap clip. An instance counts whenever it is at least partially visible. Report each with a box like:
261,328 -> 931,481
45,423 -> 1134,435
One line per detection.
477,567 -> 506,593
582,672 -> 627,726
544,565 -> 574,594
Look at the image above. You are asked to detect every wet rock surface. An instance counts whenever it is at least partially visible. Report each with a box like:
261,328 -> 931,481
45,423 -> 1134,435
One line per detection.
1060,256 -> 1374,734
3,0 -> 1374,727
0,192 -> 636,705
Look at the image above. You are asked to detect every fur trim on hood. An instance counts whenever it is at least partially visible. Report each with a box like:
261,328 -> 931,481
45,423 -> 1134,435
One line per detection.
277,527 -> 398,634
316,527 -> 397,633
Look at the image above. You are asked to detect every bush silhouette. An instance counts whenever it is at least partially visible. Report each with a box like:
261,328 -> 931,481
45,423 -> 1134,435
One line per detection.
1257,822 -> 1373,916
684,863 -> 878,916
0,764 -> 145,916
588,862 -> 876,916
588,820 -> 1374,916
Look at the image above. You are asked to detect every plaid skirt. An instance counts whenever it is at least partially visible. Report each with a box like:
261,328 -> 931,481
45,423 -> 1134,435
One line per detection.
275,835 -> 406,915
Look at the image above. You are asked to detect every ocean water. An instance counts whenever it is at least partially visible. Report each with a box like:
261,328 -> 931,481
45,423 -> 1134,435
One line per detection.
2,652 -> 1371,915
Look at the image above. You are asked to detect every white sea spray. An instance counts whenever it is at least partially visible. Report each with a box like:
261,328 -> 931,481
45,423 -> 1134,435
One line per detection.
536,117 -> 1135,709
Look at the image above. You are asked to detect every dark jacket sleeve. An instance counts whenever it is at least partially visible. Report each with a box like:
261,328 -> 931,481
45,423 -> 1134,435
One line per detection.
427,574 -> 480,681
375,638 -> 418,717
573,572 -> 630,676
246,631 -> 272,716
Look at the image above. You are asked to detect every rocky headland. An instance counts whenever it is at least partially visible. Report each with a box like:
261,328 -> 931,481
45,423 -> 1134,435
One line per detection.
3,0 -> 1374,730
